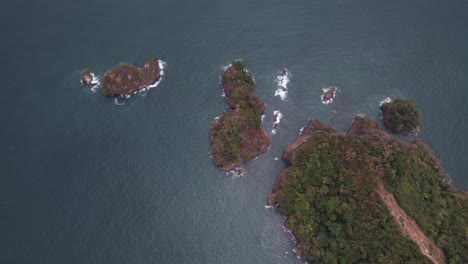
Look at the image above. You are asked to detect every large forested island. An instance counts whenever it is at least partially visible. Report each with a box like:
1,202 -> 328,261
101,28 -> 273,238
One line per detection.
210,61 -> 271,171
268,116 -> 467,263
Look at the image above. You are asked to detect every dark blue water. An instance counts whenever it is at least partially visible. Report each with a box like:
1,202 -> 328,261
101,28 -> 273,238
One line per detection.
2,0 -> 467,263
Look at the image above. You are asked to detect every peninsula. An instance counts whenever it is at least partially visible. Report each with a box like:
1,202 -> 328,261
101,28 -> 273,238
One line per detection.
381,98 -> 421,135
268,116 -> 467,263
210,61 -> 271,171
99,56 -> 162,97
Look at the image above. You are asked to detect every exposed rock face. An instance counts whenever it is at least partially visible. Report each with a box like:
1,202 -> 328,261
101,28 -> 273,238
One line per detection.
101,57 -> 161,96
80,70 -> 95,86
210,61 -> 271,171
381,98 -> 421,135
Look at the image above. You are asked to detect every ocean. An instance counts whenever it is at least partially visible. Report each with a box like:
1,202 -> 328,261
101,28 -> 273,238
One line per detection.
1,0 -> 467,263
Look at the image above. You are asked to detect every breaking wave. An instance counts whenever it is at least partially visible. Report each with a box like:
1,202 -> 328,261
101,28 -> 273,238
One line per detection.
226,167 -> 245,177
138,60 -> 166,92
81,72 -> 101,92
274,68 -> 290,100
114,98 -> 125,106
272,110 -> 283,134
379,97 -> 393,106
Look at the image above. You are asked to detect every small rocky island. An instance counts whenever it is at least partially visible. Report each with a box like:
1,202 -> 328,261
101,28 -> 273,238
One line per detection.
210,60 -> 271,171
80,69 -> 96,87
268,115 -> 466,263
381,98 -> 421,135
82,56 -> 162,97
322,86 -> 337,104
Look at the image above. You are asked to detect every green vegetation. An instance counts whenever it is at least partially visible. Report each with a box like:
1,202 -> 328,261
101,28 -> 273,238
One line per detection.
270,116 -> 467,263
210,61 -> 270,170
119,61 -> 130,67
381,98 -> 421,134
146,56 -> 159,63
385,143 -> 468,263
100,85 -> 108,96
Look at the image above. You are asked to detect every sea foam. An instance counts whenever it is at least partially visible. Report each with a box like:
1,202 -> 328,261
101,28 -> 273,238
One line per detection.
274,68 -> 290,100
379,97 -> 393,106
140,60 -> 166,91
272,110 -> 283,134
81,72 -> 101,92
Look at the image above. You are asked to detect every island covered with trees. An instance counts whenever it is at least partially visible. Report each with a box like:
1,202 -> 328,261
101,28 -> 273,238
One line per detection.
268,115 -> 467,263
210,61 -> 271,171
381,98 -> 421,135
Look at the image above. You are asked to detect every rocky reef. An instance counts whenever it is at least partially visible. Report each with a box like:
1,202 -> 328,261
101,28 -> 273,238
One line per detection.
322,86 -> 337,104
268,115 -> 466,263
210,60 -> 271,171
381,98 -> 421,135
98,56 -> 161,97
80,69 -> 96,87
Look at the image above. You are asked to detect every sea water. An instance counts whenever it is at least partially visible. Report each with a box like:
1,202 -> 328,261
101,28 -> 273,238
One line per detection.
1,0 -> 468,263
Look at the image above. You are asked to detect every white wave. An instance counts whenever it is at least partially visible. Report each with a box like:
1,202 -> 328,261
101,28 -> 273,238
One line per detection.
264,204 -> 276,209
142,60 -> 166,90
261,114 -> 265,123
114,98 -> 125,105
81,72 -> 101,92
274,68 -> 290,100
299,126 -> 305,135
272,110 -> 283,134
274,110 -> 283,124
274,88 -> 288,100
221,64 -> 230,71
226,167 -> 245,177
90,73 -> 100,87
277,68 -> 290,89
221,90 -> 226,97
274,157 -> 279,160
379,97 -> 393,106
214,116 -> 220,120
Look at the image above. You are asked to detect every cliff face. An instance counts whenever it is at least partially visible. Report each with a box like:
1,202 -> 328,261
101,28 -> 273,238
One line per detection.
101,57 -> 161,96
210,61 -> 271,171
268,115 -> 466,263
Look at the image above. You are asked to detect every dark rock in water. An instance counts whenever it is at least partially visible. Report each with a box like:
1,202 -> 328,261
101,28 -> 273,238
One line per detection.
322,86 -> 337,103
100,56 -> 161,97
281,68 -> 288,76
80,69 -> 95,86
